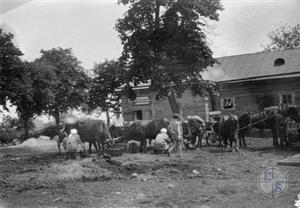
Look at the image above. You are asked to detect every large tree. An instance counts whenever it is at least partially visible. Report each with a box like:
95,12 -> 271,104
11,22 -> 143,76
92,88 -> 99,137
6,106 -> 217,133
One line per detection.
36,48 -> 91,125
89,60 -> 123,125
8,61 -> 58,140
263,23 -> 300,51
116,0 -> 222,115
0,29 -> 23,108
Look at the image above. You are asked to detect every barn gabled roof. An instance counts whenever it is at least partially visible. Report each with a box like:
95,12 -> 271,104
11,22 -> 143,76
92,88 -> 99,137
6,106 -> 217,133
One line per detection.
203,48 -> 300,83
117,48 -> 300,90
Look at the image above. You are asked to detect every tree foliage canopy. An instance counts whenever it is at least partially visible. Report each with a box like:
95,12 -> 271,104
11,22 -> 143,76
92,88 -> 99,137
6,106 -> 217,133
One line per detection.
7,61 -> 58,139
263,23 -> 300,51
0,29 -> 23,107
36,48 -> 90,124
116,0 -> 222,113
89,60 -> 122,112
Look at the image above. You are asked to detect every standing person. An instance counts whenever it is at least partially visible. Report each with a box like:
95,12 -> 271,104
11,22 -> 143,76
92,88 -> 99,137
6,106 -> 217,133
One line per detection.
153,128 -> 172,156
168,113 -> 183,157
63,129 -> 83,160
110,109 -> 124,138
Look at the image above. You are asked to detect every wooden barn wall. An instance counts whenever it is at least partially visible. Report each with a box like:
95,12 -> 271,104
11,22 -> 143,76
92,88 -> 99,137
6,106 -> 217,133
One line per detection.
217,77 -> 300,115
121,87 -> 208,121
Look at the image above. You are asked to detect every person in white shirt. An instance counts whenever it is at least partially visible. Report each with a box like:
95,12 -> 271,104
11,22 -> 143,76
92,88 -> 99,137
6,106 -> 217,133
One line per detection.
153,128 -> 172,156
63,129 -> 84,160
110,110 -> 124,138
111,110 -> 124,127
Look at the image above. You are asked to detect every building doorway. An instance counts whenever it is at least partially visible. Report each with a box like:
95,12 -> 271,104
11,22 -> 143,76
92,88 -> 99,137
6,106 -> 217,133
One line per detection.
133,110 -> 142,120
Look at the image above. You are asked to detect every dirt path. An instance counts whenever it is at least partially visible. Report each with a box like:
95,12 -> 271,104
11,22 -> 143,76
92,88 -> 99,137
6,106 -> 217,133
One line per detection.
0,137 -> 300,208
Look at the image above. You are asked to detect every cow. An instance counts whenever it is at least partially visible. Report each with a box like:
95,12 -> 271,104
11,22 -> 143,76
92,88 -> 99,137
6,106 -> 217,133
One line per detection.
122,119 -> 170,152
186,116 -> 207,147
208,115 -> 226,146
224,115 -> 239,152
210,114 -> 239,152
61,119 -> 111,155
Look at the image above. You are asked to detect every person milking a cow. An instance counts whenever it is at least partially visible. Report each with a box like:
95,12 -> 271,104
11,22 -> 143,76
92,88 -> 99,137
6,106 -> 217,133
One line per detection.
152,128 -> 172,156
63,129 -> 84,160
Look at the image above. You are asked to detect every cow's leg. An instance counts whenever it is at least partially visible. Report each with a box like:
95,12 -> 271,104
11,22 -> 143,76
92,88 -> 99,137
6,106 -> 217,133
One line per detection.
218,136 -> 222,147
101,141 -> 105,156
96,141 -> 101,157
271,128 -> 279,146
88,142 -> 93,153
58,142 -> 62,153
197,132 -> 202,148
234,140 -> 239,152
223,137 -> 228,149
148,138 -> 152,148
279,129 -> 287,150
205,132 -> 210,146
239,131 -> 247,147
93,142 -> 99,152
139,139 -> 147,153
234,133 -> 239,152
242,135 -> 247,147
228,139 -> 233,152
238,132 -> 242,147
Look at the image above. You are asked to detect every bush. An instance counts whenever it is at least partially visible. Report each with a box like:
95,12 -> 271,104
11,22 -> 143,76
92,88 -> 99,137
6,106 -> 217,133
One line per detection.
0,128 -> 23,143
0,116 -> 35,143
0,115 -> 35,130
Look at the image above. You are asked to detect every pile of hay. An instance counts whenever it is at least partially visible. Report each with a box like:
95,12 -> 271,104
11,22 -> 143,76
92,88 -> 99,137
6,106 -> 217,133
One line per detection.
44,158 -> 112,181
15,137 -> 58,152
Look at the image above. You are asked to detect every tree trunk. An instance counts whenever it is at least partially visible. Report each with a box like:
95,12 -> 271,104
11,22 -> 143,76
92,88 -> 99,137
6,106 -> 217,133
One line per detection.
23,117 -> 29,141
154,0 -> 160,30
54,108 -> 60,126
167,89 -> 182,116
106,110 -> 110,126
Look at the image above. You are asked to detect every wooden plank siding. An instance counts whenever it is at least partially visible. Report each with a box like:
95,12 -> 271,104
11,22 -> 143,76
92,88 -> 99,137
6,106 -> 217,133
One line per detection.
120,77 -> 300,122
216,77 -> 300,116
121,87 -> 209,121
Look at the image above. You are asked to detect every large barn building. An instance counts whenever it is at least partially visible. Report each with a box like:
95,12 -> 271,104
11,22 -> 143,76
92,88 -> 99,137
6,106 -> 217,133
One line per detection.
120,48 -> 300,121
208,48 -> 300,115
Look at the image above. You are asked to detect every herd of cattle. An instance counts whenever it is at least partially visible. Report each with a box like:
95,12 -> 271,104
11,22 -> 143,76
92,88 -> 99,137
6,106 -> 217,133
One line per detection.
35,106 -> 299,156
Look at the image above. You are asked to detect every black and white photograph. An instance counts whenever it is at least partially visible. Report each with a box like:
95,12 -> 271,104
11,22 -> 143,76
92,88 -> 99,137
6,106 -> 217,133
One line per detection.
0,0 -> 300,207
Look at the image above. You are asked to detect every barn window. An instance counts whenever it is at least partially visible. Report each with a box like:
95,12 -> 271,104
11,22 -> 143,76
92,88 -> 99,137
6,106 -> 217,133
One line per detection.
274,58 -> 285,66
279,93 -> 295,105
221,97 -> 235,110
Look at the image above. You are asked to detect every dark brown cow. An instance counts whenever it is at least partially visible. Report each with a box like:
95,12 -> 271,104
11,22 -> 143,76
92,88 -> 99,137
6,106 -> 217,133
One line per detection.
123,119 -> 170,152
210,115 -> 239,152
224,115 -> 239,152
61,119 -> 111,155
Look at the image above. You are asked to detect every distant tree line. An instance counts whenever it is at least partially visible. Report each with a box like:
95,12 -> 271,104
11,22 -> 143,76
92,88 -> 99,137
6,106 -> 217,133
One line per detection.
263,23 -> 300,51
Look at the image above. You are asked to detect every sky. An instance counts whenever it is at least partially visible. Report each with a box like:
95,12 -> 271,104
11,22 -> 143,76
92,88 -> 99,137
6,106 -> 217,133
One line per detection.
0,0 -> 300,70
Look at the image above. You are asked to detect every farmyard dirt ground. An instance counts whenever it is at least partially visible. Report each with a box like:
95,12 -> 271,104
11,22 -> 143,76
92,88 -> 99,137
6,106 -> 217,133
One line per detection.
0,137 -> 300,208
